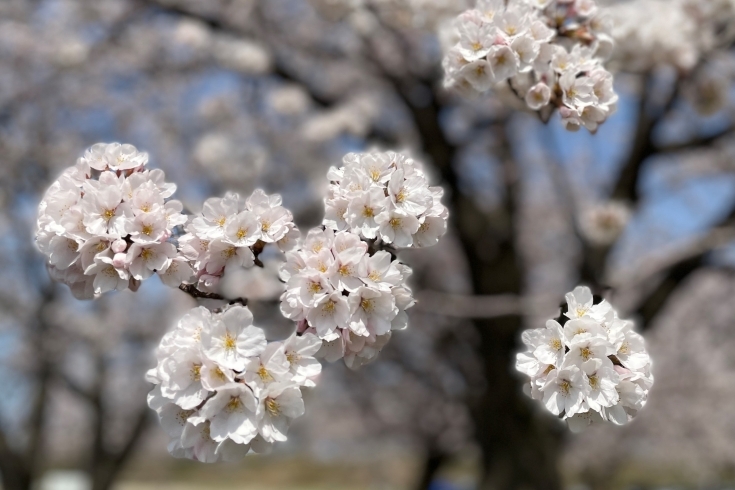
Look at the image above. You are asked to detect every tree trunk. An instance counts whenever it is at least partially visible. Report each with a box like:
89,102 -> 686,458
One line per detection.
0,458 -> 32,490
457,203 -> 565,490
413,450 -> 448,490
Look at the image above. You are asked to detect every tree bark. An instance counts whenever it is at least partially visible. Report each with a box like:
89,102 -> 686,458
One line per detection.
413,450 -> 448,490
406,86 -> 565,489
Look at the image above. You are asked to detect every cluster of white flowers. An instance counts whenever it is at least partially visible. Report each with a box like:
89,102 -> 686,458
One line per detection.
516,286 -> 653,432
35,143 -> 190,299
443,0 -> 617,132
147,305 -> 322,462
608,0 -> 735,72
179,190 -> 299,292
323,151 -> 448,248
279,228 -> 415,369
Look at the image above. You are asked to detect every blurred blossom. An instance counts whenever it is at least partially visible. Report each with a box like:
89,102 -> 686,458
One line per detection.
219,259 -> 286,302
193,133 -> 267,186
607,0 -> 735,72
268,84 -> 312,116
51,38 -> 89,67
213,37 -> 272,74
579,201 -> 631,246
300,93 -> 380,143
173,19 -> 212,51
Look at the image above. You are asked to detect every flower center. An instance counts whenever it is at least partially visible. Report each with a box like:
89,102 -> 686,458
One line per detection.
550,338 -> 562,351
103,209 -> 115,221
191,364 -> 201,381
225,396 -> 242,413
389,217 -> 402,229
236,227 -> 248,240
223,332 -> 237,352
141,224 -> 154,236
266,398 -> 280,416
559,379 -> 571,396
258,364 -> 273,382
286,352 -> 300,365
360,298 -> 374,312
580,347 -> 593,361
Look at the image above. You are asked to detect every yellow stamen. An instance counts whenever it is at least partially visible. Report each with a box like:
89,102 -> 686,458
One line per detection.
286,352 -> 300,365
223,332 -> 236,352
580,347 -> 593,361
225,396 -> 242,413
258,365 -> 273,382
191,364 -> 201,381
265,398 -> 280,416
360,298 -> 373,312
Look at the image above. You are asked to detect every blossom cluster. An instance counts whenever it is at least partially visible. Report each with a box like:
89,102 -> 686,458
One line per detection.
443,0 -> 617,132
147,305 -> 322,462
179,190 -> 299,292
608,0 -> 735,73
279,228 -> 415,369
516,286 -> 653,432
35,143 -> 190,299
323,151 -> 448,248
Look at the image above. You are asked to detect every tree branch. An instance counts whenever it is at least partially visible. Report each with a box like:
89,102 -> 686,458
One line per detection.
629,218 -> 735,329
414,291 -> 558,319
140,0 -> 337,107
654,123 -> 735,154
178,284 -> 248,306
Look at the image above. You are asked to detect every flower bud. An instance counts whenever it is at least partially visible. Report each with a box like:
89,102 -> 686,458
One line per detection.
111,239 -> 127,253
112,253 -> 127,269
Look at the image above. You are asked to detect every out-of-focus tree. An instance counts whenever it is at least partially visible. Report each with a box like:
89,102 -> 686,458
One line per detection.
4,0 -> 735,489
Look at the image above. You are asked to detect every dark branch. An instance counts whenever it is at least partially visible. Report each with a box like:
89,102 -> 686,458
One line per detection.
141,0 -> 336,107
178,284 -> 248,306
610,73 -> 658,203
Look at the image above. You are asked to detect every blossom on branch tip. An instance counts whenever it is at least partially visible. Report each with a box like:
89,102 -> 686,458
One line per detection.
148,305 -> 321,462
443,0 -> 618,132
515,286 -> 653,432
36,143 -> 190,298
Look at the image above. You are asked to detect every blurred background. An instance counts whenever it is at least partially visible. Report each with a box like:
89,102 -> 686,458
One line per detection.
3,0 -> 735,489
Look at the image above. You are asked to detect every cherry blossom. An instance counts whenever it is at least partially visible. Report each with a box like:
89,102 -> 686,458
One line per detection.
36,143 -> 189,298
443,0 -> 617,132
515,286 -> 653,431
147,305 -> 321,462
